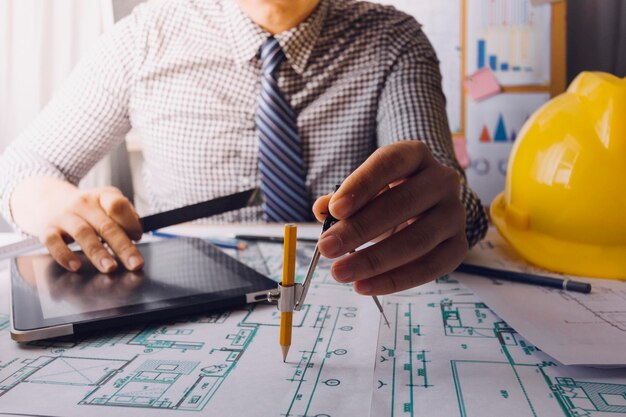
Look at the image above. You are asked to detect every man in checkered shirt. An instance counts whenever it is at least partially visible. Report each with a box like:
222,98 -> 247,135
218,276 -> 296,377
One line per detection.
0,0 -> 487,295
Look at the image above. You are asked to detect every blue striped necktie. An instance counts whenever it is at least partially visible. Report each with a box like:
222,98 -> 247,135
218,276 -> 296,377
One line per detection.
257,37 -> 311,222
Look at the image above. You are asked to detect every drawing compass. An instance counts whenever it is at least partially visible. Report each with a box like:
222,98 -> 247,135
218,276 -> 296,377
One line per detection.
267,211 -> 391,327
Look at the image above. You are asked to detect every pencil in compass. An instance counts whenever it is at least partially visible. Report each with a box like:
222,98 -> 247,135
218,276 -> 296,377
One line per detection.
279,224 -> 298,362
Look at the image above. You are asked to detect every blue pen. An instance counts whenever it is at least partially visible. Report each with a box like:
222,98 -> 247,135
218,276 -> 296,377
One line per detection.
150,231 -> 247,251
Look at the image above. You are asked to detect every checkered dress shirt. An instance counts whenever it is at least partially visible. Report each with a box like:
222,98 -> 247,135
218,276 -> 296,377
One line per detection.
0,0 -> 488,246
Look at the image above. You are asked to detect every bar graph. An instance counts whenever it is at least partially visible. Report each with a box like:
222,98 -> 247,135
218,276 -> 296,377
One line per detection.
466,93 -> 550,203
467,0 -> 551,86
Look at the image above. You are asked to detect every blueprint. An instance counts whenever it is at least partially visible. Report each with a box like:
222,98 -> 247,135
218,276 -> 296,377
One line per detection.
370,275 -> 626,417
459,228 -> 626,366
3,235 -> 626,416
0,240 -> 378,416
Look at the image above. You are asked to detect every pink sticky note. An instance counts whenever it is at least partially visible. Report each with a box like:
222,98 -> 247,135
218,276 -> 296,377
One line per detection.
464,68 -> 502,101
453,137 -> 469,169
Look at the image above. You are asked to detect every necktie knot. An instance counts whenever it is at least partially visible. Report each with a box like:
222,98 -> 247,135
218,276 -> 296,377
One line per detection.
260,37 -> 286,76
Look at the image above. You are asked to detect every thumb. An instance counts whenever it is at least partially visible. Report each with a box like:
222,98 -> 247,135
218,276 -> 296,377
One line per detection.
98,187 -> 143,241
312,193 -> 333,223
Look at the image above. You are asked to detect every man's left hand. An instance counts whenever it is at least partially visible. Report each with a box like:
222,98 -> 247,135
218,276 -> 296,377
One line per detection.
312,141 -> 468,295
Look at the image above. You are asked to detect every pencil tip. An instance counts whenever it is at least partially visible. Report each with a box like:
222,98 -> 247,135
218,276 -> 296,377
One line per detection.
281,345 -> 290,362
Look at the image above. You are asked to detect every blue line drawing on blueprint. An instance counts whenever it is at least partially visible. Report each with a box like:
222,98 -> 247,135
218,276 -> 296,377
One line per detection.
0,314 -> 8,333
0,240 -> 378,416
81,358 -> 218,410
371,278 -> 626,417
376,302 -> 433,417
26,312 -> 233,355
280,304 -> 362,417
0,302 -> 371,415
0,356 -> 127,397
441,299 -> 500,338
3,313 -> 261,411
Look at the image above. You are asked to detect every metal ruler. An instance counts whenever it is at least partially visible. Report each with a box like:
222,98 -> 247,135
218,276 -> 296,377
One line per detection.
0,237 -> 42,261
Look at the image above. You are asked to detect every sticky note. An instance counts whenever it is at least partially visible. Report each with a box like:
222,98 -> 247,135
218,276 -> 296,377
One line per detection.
464,68 -> 502,102
453,137 -> 469,169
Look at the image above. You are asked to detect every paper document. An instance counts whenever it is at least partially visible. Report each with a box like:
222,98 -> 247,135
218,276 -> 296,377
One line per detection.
4,228 -> 626,416
456,228 -> 626,366
370,276 -> 626,416
0,239 -> 378,416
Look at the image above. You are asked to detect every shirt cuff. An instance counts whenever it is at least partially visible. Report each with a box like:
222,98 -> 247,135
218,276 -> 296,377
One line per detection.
460,182 -> 488,248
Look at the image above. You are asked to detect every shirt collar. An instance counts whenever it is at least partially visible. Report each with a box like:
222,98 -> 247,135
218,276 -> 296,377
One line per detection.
224,0 -> 329,75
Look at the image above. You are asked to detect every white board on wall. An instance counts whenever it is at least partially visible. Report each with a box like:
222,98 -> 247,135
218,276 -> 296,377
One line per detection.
466,0 -> 552,86
375,0 -> 463,134
465,92 -> 550,205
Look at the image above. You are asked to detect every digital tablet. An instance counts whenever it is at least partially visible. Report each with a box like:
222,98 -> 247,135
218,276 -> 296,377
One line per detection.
9,238 -> 276,342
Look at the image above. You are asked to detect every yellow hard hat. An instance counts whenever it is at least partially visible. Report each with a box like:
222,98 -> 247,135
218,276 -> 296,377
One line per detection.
491,72 -> 626,279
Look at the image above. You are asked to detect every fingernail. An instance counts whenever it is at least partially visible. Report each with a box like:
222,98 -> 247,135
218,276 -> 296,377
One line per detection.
318,234 -> 343,257
127,256 -> 142,269
68,260 -> 81,271
100,257 -> 116,272
329,196 -> 353,218
355,280 -> 372,294
332,261 -> 354,282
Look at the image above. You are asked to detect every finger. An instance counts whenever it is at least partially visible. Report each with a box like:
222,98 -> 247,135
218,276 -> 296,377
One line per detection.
319,166 -> 449,257
330,201 -> 464,283
98,188 -> 143,240
39,226 -> 82,272
329,141 -> 433,219
59,216 -> 117,273
76,205 -> 144,271
312,193 -> 333,222
353,233 -> 468,295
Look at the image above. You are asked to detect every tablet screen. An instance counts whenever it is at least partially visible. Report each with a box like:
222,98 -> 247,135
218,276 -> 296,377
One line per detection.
11,238 -> 276,332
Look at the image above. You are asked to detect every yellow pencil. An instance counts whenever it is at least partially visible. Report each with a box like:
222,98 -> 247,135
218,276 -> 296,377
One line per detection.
280,224 -> 297,362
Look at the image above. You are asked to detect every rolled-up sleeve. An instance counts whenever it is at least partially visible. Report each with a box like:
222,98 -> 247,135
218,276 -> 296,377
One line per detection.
0,6 -> 145,226
376,16 -> 488,247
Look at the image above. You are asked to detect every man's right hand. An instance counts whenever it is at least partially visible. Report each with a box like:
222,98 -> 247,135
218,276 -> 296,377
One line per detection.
11,177 -> 144,273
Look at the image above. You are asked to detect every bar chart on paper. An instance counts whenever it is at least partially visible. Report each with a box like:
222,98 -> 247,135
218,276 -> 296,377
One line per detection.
478,113 -> 520,143
466,0 -> 551,86
465,92 -> 549,203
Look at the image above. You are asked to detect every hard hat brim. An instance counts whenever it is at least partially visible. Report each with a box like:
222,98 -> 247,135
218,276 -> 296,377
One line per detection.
491,192 -> 626,280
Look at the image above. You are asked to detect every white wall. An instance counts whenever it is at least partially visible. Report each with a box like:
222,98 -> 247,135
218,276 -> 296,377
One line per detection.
0,0 -> 114,149
0,1 -> 115,231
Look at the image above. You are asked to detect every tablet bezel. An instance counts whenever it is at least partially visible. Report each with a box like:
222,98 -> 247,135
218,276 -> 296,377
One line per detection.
10,238 -> 276,342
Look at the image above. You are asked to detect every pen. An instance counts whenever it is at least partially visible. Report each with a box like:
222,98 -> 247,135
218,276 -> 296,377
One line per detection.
280,224 -> 297,362
151,231 -> 247,251
235,234 -> 318,244
456,263 -> 592,294
0,189 -> 260,261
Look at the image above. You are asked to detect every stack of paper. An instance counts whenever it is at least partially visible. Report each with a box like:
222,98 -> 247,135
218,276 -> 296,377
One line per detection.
457,228 -> 626,366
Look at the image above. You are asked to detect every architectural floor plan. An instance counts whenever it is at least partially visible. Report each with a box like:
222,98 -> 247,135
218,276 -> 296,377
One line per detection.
0,242 -> 378,416
371,275 -> 626,417
2,240 -> 626,416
